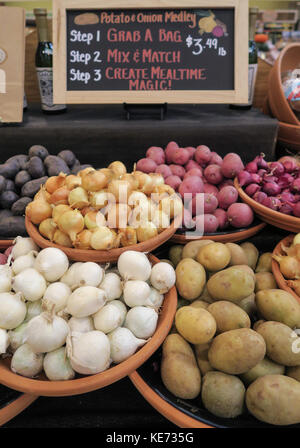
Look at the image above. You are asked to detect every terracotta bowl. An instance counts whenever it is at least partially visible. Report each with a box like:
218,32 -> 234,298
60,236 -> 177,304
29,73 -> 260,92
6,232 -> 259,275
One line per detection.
268,43 -> 300,126
278,121 -> 300,152
25,216 -> 177,262
170,220 -> 266,244
0,391 -> 37,426
234,178 -> 300,233
272,234 -> 300,303
0,254 -> 177,397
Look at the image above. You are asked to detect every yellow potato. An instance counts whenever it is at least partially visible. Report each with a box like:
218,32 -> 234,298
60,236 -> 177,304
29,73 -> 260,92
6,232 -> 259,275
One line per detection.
190,300 -> 209,310
255,252 -> 273,273
175,258 -> 206,300
246,375 -> 300,425
208,328 -> 266,374
168,245 -> 183,267
197,284 -> 215,304
181,240 -> 213,260
161,333 -> 201,399
238,293 -> 257,317
233,265 -> 255,278
240,242 -> 259,270
226,243 -> 248,266
255,289 -> 300,328
256,321 -> 300,366
286,365 -> 300,382
197,242 -> 231,272
252,319 -> 266,331
207,301 -> 251,333
240,357 -> 285,385
207,266 -> 255,303
255,272 -> 277,292
175,306 -> 216,344
194,342 -> 215,375
202,371 -> 245,418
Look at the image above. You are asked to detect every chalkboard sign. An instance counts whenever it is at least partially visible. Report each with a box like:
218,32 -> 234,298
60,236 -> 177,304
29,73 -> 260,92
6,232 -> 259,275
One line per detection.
53,0 -> 248,104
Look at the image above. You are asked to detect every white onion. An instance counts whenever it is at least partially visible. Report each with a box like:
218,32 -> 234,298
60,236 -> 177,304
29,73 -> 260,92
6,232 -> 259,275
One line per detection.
124,306 -> 158,339
8,322 -> 28,352
0,264 -> 12,293
147,287 -> 164,309
150,262 -> 176,293
67,331 -> 111,375
68,316 -> 95,333
25,312 -> 69,353
12,268 -> 47,302
123,280 -> 151,308
25,299 -> 43,322
43,282 -> 71,312
43,347 -> 75,381
11,250 -> 37,275
72,262 -> 104,288
0,328 -> 9,354
66,286 -> 106,318
117,251 -> 151,281
11,237 -> 39,260
99,273 -> 122,301
0,292 -> 26,329
93,304 -> 123,334
108,327 -> 147,364
11,343 -> 43,377
34,247 -> 69,282
60,262 -> 83,287
109,300 -> 127,325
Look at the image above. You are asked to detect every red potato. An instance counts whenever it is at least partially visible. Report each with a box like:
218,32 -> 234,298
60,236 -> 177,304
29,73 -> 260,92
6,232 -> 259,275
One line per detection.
194,145 -> 212,167
155,164 -> 172,179
227,203 -> 254,228
165,141 -> 179,164
185,147 -> 197,160
210,152 -> 223,166
0,253 -> 7,265
193,214 -> 219,234
188,193 -> 218,216
203,183 -> 219,197
178,176 -> 204,199
204,164 -> 224,185
170,164 -> 186,179
146,146 -> 165,165
171,148 -> 190,166
217,186 -> 238,210
165,175 -> 182,191
185,160 -> 200,172
136,158 -> 157,174
213,208 -> 229,230
184,168 -> 203,180
221,153 -> 244,179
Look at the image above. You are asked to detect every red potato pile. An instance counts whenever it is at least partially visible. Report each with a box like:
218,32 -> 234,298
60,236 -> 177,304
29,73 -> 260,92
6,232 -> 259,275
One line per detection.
137,142 -> 254,234
238,155 -> 300,217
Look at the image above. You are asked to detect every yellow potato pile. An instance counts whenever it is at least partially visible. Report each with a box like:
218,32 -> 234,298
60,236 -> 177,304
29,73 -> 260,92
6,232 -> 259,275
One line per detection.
25,162 -> 183,250
162,240 -> 300,426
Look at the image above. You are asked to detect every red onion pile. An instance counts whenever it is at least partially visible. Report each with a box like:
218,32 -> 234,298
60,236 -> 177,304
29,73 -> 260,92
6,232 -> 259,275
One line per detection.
238,155 -> 300,217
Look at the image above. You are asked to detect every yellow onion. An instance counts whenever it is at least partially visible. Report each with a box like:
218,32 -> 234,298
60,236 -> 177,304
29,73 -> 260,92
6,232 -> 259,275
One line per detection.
90,227 -> 116,250
106,203 -> 130,229
52,204 -> 72,224
74,229 -> 92,250
78,167 -> 95,178
26,200 -> 52,225
84,211 -> 106,229
39,218 -> 57,241
89,190 -> 110,210
98,168 -> 114,183
81,171 -> 108,192
53,229 -> 73,248
49,187 -> 70,206
81,206 -> 96,216
128,191 -> 148,208
108,179 -> 133,203
108,161 -> 127,178
282,243 -> 300,261
136,221 -> 158,242
287,280 -> 300,296
273,255 -> 300,279
34,186 -> 51,203
119,227 -> 137,247
45,173 -> 67,194
65,175 -> 82,190
152,184 -> 175,202
120,173 -> 139,190
149,173 -> 164,189
136,173 -> 153,195
111,230 -> 122,249
159,194 -> 183,219
151,210 -> 170,233
57,209 -> 84,242
68,187 -> 89,209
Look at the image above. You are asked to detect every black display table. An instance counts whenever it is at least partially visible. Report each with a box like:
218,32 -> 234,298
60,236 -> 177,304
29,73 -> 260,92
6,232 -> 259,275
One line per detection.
0,104 -> 278,167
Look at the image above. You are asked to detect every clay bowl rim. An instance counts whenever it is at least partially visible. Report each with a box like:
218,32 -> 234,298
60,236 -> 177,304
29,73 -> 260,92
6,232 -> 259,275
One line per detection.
0,253 -> 177,397
25,216 -> 177,262
272,234 -> 300,303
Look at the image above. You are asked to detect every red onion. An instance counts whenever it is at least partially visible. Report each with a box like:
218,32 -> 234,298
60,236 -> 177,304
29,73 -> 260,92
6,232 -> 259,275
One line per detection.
269,162 -> 284,176
238,170 -> 252,187
255,153 -> 269,170
263,175 -> 278,183
262,182 -> 281,196
253,191 -> 267,204
251,173 -> 261,184
293,178 -> 300,192
245,183 -> 261,197
278,173 -> 294,189
289,202 -> 300,217
282,160 -> 298,173
262,196 -> 281,211
245,161 -> 258,173
257,169 -> 267,178
280,203 -> 293,215
280,191 -> 296,203
295,194 -> 300,202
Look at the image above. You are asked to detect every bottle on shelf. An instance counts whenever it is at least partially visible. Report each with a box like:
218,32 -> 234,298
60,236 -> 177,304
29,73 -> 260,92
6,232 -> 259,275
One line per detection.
34,8 -> 66,114
295,2 -> 300,31
230,7 -> 258,111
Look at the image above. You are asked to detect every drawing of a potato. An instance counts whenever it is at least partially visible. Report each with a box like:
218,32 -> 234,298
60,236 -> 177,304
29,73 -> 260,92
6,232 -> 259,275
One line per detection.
74,13 -> 99,25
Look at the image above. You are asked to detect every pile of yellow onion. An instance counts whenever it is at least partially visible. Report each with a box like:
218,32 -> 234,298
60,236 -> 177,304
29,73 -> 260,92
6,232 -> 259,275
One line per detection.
25,161 -> 183,250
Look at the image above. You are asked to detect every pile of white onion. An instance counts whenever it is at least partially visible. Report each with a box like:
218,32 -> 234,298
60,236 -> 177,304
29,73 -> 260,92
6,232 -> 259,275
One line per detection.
0,238 -> 176,380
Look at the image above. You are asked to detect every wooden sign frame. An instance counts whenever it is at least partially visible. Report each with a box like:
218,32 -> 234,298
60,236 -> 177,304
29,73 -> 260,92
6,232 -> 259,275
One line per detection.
53,0 -> 248,104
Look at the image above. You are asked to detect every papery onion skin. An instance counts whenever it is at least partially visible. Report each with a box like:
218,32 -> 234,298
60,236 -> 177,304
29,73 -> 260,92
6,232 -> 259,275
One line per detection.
52,204 -> 72,224
39,218 -> 57,241
90,227 -> 116,250
57,209 -> 84,242
45,173 -> 67,194
68,187 -> 89,209
81,171 -> 108,192
108,161 -> 127,178
65,175 -> 82,190
49,187 -> 70,206
119,227 -> 138,247
26,200 -> 52,225
74,229 -> 92,249
53,229 -> 73,248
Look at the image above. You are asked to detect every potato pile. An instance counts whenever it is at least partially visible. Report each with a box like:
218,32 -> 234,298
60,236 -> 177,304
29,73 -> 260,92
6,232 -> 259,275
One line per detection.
162,240 -> 300,426
25,162 -> 183,250
273,233 -> 300,298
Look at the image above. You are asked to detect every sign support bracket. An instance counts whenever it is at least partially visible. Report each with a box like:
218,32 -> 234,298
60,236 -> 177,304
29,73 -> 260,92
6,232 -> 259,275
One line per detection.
123,103 -> 168,120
